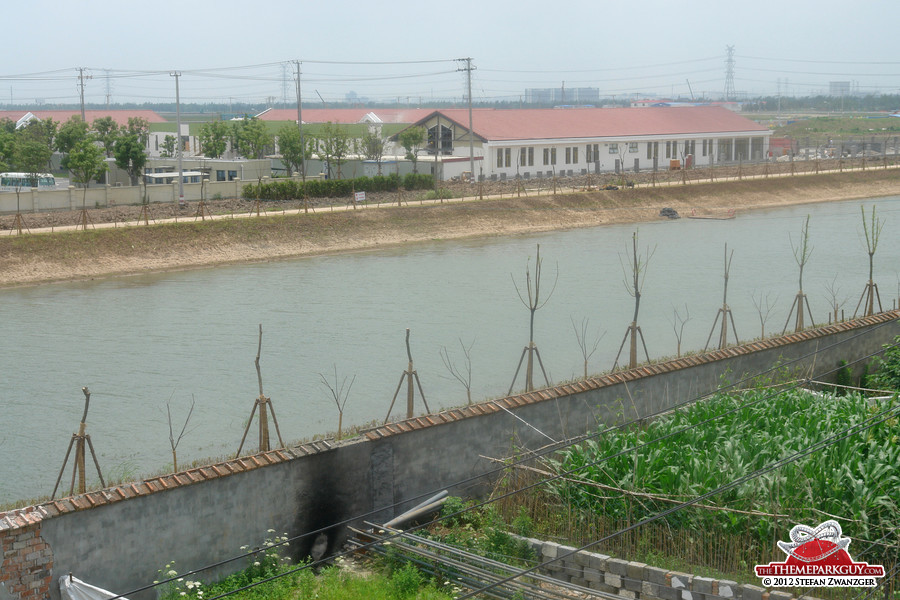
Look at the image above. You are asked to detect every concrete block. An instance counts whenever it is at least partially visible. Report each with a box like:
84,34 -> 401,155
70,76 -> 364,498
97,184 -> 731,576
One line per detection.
570,577 -> 588,588
541,542 -> 558,560
684,591 -> 706,600
608,558 -> 630,575
591,581 -> 621,594
657,584 -> 681,600
624,576 -> 644,592
769,592 -> 792,600
618,590 -> 638,599
627,561 -> 648,580
693,576 -> 715,594
574,551 -> 591,567
646,566 -> 670,585
669,572 -> 693,590
718,580 -> 738,599
584,567 -> 603,582
588,552 -> 610,572
741,585 -> 767,600
605,573 -> 623,588
643,581 -> 662,598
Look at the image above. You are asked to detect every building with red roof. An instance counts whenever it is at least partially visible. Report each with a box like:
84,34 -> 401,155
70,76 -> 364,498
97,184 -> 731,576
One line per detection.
402,105 -> 771,180
0,109 -> 166,128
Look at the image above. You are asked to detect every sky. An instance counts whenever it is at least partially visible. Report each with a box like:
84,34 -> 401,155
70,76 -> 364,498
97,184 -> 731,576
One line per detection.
4,0 -> 900,108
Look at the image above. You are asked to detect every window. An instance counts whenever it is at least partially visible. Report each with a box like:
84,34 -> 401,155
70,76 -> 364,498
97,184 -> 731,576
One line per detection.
609,143 -> 618,154
629,142 -> 638,153
497,148 -> 504,168
525,147 -> 534,166
572,147 -> 578,163
228,170 -> 237,181
647,142 -> 658,159
505,148 -> 511,168
547,147 -> 556,165
565,147 -> 571,164
216,170 -> 226,182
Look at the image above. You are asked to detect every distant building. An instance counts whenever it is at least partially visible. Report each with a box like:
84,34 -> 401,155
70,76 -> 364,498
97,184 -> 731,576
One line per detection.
525,87 -> 600,105
398,105 -> 771,180
829,81 -> 852,97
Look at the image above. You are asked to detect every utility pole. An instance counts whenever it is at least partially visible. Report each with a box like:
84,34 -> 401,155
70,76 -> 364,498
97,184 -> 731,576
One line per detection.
294,60 -> 305,179
171,71 -> 184,205
77,67 -> 92,122
457,57 -> 476,182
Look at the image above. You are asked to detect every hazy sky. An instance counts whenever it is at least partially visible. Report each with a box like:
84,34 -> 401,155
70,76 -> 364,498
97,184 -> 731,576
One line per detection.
5,0 -> 900,107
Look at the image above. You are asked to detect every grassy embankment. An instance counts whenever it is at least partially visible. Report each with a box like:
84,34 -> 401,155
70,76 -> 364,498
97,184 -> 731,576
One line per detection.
2,169 -> 899,287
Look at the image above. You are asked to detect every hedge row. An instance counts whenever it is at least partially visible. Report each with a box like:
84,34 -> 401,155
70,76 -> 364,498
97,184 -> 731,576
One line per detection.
242,173 -> 434,201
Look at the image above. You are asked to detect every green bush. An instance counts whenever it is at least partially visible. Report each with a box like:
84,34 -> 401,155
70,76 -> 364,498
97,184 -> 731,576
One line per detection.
869,335 -> 900,391
242,173 -> 409,201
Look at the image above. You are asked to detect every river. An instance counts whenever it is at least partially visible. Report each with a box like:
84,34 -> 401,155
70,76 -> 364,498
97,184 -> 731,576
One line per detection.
1,195 -> 899,505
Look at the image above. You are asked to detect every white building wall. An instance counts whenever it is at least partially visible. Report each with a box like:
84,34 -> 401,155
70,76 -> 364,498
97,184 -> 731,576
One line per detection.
481,133 -> 769,179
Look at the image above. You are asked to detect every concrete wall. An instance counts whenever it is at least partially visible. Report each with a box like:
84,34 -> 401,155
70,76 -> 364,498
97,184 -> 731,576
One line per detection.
521,537 -> 809,600
0,312 -> 897,600
0,179 -> 248,214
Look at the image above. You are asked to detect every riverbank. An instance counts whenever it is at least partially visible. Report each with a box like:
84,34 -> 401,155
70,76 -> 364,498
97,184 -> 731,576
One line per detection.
1,170 -> 898,287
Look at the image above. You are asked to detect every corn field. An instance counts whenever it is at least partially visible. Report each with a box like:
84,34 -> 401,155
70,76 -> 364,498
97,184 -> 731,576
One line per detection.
512,388 -> 899,598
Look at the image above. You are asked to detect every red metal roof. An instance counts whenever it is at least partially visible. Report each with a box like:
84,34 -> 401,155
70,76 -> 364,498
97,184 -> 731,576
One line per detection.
0,109 -> 166,126
421,106 -> 770,142
257,108 -> 434,124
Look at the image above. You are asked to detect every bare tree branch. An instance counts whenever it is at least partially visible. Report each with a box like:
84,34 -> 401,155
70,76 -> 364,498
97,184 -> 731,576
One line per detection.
439,337 -> 475,404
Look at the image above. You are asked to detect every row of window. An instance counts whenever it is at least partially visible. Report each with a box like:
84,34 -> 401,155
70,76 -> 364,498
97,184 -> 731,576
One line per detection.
498,141 -> 711,169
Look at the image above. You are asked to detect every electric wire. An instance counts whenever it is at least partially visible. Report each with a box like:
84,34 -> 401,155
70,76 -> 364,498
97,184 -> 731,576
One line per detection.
112,319 -> 899,600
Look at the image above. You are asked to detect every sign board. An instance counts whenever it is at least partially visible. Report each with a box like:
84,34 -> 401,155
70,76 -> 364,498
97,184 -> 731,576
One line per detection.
354,191 -> 366,204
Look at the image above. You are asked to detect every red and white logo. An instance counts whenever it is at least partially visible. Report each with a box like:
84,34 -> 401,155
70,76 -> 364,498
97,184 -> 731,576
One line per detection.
755,520 -> 884,588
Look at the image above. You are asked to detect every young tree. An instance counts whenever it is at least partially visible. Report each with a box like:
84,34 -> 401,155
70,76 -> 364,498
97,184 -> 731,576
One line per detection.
160,134 -> 176,158
783,215 -> 815,333
314,122 -> 350,179
399,126 -> 426,174
572,317 -> 604,378
667,304 -> 691,358
440,338 -> 475,405
113,133 -> 147,186
854,205 -> 885,317
56,116 -> 90,169
356,129 -> 387,174
751,291 -> 777,338
319,366 -> 355,441
233,116 -> 273,159
199,120 -> 229,159
613,231 -> 655,370
9,130 -> 52,233
125,116 -> 150,144
92,116 -> 119,157
276,123 -> 310,177
509,244 -> 557,394
67,137 -> 108,227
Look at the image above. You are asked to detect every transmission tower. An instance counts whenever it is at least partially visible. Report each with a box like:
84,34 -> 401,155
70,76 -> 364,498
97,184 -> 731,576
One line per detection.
724,45 -> 736,101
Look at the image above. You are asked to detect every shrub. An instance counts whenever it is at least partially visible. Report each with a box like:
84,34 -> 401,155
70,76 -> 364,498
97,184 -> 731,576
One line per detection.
869,335 -> 900,391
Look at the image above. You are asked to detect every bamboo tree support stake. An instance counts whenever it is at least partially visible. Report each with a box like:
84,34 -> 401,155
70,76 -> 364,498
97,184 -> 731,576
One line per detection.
194,179 -> 210,221
52,387 -> 105,499
783,215 -> 816,334
384,328 -> 430,423
236,324 -> 285,457
612,232 -> 653,370
704,244 -> 739,350
853,205 -> 885,318
508,244 -> 556,394
11,212 -> 29,236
